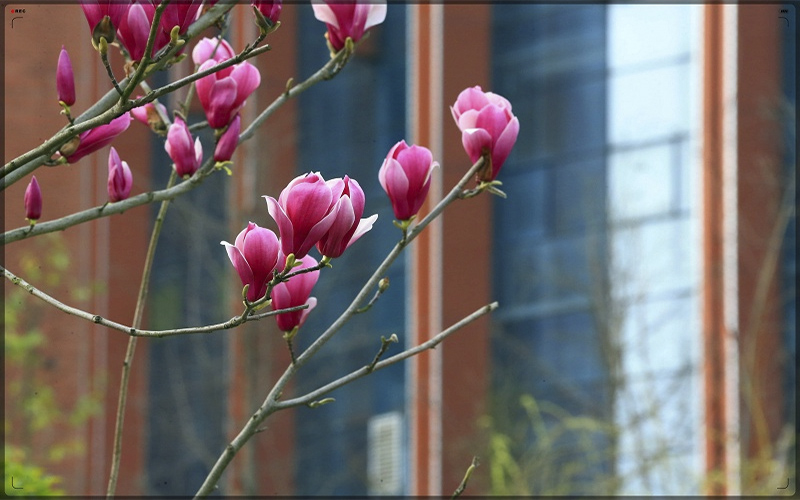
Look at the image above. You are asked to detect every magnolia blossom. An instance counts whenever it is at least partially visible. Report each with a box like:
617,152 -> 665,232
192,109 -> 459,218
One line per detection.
316,176 -> 377,258
271,254 -> 319,333
451,86 -> 520,182
379,140 -> 438,221
195,59 -> 261,129
265,172 -> 338,259
64,114 -> 132,164
107,147 -> 133,202
165,116 -> 203,177
24,176 -> 42,222
222,222 -> 280,302
192,37 -> 235,65
312,0 -> 387,52
214,114 -> 241,163
57,46 -> 76,106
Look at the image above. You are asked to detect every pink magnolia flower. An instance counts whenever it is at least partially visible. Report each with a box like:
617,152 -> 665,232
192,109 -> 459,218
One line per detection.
316,176 -> 377,258
379,140 -> 438,221
116,1 -> 160,61
64,114 -> 132,164
195,60 -> 261,129
221,222 -> 280,302
24,176 -> 42,222
312,0 -> 387,52
56,46 -> 76,106
165,116 -> 203,177
107,147 -> 133,202
252,0 -> 282,31
264,172 -> 339,259
214,114 -> 240,163
271,254 -> 319,332
451,86 -> 520,182
80,0 -> 128,38
192,37 -> 235,65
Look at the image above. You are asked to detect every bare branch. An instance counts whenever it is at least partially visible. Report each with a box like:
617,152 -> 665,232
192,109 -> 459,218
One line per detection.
276,303 -> 497,410
1,265 -> 308,338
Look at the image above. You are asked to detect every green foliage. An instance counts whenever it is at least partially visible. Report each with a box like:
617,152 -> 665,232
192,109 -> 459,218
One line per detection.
483,394 -> 619,495
4,445 -> 64,496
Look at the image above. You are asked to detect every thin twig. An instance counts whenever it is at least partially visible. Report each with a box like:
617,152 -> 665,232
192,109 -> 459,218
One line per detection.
107,169 -> 176,497
366,334 -> 399,372
101,50 -> 124,97
276,303 -> 498,410
1,265 -> 308,338
451,456 -> 480,498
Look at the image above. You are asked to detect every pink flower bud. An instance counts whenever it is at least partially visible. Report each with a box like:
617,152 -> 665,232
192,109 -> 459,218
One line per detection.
57,46 -> 76,106
195,60 -> 261,129
264,172 -> 339,259
107,147 -> 133,202
379,140 -> 438,221
214,114 -> 240,163
312,0 -> 387,52
271,254 -> 319,332
451,86 -> 520,182
221,222 -> 280,302
165,116 -> 203,177
316,176 -> 377,258
64,114 -> 132,164
192,37 -> 235,65
24,176 -> 42,222
252,0 -> 282,30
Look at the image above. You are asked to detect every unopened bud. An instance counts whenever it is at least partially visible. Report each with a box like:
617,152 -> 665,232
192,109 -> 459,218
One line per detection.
24,176 -> 42,222
378,277 -> 390,293
170,25 -> 181,45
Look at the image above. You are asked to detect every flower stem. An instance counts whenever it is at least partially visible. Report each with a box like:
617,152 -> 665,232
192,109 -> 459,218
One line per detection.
106,170 -> 177,497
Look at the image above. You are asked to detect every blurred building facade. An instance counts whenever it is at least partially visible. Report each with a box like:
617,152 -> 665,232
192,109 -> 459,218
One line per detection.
3,3 -> 795,497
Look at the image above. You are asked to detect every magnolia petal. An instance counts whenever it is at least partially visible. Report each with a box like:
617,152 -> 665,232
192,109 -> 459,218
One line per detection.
461,128 -> 492,165
230,62 -> 261,109
312,2 -> 339,29
207,77 -> 238,128
474,105 -> 512,144
265,195 -> 296,257
194,60 -> 218,109
346,213 -> 378,249
297,297 -> 317,329
490,116 -> 520,178
317,196 -> 356,257
221,241 -> 256,300
364,3 -> 387,30
294,201 -> 338,258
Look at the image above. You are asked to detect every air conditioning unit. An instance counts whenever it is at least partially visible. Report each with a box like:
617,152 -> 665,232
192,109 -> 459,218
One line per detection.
367,411 -> 404,495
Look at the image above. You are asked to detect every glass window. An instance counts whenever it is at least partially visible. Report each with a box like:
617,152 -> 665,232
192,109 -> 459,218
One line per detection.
491,4 -> 613,495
